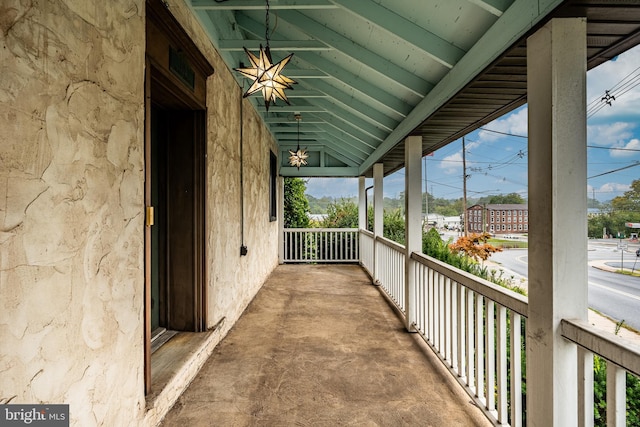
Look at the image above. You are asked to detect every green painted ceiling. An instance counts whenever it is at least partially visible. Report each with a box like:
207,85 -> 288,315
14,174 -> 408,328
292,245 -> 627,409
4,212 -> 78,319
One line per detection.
188,0 -> 640,177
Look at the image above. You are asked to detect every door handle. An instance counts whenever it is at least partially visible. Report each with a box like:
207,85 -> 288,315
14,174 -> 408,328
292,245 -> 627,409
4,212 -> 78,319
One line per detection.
146,206 -> 154,227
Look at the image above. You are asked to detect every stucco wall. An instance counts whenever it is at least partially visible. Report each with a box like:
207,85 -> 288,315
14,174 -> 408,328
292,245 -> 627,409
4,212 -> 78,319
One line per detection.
163,0 -> 280,337
0,0 -> 147,425
0,0 -> 280,425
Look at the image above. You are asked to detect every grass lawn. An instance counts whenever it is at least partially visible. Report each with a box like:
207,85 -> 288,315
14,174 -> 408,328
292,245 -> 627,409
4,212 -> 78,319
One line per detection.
488,238 -> 528,249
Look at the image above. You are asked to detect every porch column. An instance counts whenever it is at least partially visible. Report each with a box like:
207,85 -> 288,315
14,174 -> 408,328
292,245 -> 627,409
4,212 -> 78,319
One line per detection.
358,176 -> 367,230
404,136 -> 421,331
278,176 -> 284,264
527,18 -> 588,427
373,163 -> 384,284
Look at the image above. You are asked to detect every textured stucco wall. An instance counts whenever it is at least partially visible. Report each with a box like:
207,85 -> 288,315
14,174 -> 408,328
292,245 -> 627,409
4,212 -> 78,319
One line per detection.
162,0 -> 280,332
1,0 -> 279,425
0,0 -> 147,425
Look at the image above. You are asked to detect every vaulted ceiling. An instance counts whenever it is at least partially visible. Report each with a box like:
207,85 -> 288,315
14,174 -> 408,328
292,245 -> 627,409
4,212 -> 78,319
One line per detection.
188,0 -> 640,177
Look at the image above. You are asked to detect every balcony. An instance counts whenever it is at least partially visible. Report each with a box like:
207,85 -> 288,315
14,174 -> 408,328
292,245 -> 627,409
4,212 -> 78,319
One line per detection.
161,229 -> 640,426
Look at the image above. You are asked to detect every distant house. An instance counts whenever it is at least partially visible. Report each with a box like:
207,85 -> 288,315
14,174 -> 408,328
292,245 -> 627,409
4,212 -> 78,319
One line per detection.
422,214 -> 462,231
309,213 -> 328,223
444,216 -> 462,230
587,208 -> 605,217
466,204 -> 529,235
424,213 -> 445,229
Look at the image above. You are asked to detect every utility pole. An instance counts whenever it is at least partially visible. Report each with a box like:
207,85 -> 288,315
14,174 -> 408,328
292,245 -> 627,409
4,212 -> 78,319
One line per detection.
462,136 -> 468,236
424,156 -> 428,220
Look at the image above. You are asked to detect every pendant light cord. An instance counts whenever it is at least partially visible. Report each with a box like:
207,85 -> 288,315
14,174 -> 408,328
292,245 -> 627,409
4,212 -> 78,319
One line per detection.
297,115 -> 300,151
265,0 -> 270,49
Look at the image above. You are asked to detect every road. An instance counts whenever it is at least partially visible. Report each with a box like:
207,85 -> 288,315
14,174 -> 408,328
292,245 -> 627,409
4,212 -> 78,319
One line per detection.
490,241 -> 640,330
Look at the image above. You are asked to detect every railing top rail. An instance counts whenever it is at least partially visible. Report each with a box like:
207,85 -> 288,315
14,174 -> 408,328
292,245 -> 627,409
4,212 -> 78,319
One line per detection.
561,318 -> 640,377
284,228 -> 359,232
375,235 -> 406,253
411,251 -> 528,317
360,229 -> 374,238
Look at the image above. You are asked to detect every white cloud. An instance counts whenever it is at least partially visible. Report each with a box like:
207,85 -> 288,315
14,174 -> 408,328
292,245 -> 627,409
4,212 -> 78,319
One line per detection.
587,122 -> 640,158
587,45 -> 640,120
588,182 -> 631,196
588,121 -> 635,145
439,151 -> 462,175
438,139 -> 482,175
611,138 -> 640,158
477,106 -> 528,143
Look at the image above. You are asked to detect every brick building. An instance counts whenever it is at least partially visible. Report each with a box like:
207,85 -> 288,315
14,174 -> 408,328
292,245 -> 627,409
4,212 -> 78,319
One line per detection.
466,204 -> 529,235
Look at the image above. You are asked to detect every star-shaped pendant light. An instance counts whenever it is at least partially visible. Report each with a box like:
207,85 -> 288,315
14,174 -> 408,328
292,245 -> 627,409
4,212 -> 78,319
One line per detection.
288,114 -> 308,169
234,0 -> 296,111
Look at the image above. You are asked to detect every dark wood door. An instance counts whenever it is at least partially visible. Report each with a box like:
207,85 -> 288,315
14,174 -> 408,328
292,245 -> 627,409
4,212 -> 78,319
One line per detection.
163,109 -> 205,332
145,0 -> 213,394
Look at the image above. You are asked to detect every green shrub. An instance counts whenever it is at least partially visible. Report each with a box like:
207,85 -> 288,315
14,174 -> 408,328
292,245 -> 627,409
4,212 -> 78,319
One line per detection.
593,355 -> 640,426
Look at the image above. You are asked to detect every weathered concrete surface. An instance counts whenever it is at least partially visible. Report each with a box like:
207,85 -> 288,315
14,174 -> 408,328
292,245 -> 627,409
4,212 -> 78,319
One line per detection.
161,264 -> 491,426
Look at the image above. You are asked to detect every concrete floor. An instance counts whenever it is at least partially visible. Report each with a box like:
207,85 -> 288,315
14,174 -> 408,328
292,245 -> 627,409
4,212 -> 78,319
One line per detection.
160,264 -> 491,426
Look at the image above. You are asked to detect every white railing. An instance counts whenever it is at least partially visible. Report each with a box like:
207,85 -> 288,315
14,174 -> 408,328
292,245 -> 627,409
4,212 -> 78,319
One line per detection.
359,229 -> 374,276
282,229 -> 640,426
411,252 -> 527,426
370,235 -> 526,426
375,236 -> 406,314
562,319 -> 640,427
283,228 -> 359,263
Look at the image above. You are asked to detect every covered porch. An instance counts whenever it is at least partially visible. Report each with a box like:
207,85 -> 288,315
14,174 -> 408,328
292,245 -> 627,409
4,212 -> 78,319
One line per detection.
162,225 -> 640,426
3,1 -> 640,426
161,263 -> 491,426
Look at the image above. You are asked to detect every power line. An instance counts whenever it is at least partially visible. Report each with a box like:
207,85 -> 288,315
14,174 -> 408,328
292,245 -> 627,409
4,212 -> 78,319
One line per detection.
479,127 -> 528,139
588,161 -> 640,179
588,145 -> 640,153
587,66 -> 640,118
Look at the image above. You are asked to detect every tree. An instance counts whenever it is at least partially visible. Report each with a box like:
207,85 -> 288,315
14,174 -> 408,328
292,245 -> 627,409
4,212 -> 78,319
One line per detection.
428,194 -> 464,216
383,208 -> 405,244
477,193 -> 526,205
611,179 -> 640,212
434,205 -> 459,216
322,199 -> 358,228
283,177 -> 310,228
449,232 -> 501,262
587,180 -> 640,238
323,200 -> 406,244
307,195 -> 356,214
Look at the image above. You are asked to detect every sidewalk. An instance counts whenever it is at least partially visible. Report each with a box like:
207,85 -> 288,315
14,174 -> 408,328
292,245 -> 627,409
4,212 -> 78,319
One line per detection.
588,310 -> 640,345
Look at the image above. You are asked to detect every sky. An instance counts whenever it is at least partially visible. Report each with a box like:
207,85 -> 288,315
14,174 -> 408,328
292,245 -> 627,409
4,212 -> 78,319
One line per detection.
305,44 -> 640,203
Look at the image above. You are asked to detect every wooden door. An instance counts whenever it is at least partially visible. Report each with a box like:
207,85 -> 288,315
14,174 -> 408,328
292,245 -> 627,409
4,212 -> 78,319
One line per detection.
144,0 -> 213,394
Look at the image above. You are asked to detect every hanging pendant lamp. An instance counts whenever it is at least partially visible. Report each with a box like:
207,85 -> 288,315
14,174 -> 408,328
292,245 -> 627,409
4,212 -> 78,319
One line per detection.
234,0 -> 296,111
288,114 -> 308,169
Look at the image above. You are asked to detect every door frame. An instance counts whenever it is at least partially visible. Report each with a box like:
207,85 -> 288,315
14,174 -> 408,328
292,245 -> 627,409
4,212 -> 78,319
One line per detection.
144,0 -> 214,394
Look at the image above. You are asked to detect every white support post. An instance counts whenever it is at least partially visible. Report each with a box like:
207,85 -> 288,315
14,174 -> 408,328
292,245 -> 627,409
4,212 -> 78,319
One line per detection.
278,176 -> 284,264
373,163 -> 384,284
526,18 -> 588,427
358,176 -> 366,231
405,136 -> 421,331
